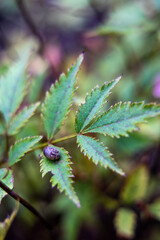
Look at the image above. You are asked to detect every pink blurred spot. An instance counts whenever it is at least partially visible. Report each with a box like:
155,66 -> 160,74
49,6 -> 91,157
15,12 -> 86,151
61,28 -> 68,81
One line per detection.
43,44 -> 62,71
153,74 -> 160,98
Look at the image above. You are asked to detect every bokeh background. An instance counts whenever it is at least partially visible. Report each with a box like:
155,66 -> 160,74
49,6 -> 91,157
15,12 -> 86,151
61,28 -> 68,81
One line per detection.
0,0 -> 160,239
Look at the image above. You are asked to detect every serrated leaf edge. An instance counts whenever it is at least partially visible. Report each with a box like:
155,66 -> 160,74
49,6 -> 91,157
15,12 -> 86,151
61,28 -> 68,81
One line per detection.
75,76 -> 121,133
9,135 -> 42,166
85,101 -> 160,138
77,134 -> 125,175
41,54 -> 84,139
40,146 -> 81,207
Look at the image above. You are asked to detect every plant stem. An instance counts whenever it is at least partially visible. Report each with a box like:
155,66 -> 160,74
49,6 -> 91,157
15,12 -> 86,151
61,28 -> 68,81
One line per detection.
30,133 -> 78,152
52,133 -> 78,144
0,180 -> 53,231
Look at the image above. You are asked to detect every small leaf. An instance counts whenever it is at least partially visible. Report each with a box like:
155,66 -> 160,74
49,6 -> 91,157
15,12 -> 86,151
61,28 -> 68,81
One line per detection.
77,134 -> 124,175
0,45 -> 31,125
40,145 -> 80,207
114,208 -> 137,239
75,76 -> 121,133
8,102 -> 40,135
9,136 -> 42,167
121,165 -> 149,203
148,198 -> 160,221
0,202 -> 19,240
0,169 -> 14,203
85,102 -> 160,137
42,54 -> 83,139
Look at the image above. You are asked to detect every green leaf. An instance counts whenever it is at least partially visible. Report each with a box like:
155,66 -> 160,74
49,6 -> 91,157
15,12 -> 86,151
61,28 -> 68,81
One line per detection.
8,102 -> 40,135
120,165 -> 149,203
85,102 -> 160,138
0,169 -> 14,203
0,202 -> 19,240
0,168 -> 8,180
40,145 -> 80,207
77,134 -> 124,175
42,54 -> 83,139
0,44 -> 31,125
9,136 -> 42,167
114,208 -> 137,239
0,123 -> 5,135
148,198 -> 160,221
75,76 -> 121,133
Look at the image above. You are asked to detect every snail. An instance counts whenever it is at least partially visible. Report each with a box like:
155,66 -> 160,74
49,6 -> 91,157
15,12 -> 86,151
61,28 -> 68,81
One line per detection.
43,146 -> 61,161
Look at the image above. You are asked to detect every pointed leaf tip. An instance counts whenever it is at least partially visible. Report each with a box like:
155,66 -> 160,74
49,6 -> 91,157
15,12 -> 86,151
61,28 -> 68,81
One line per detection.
42,54 -> 83,139
75,76 -> 121,133
77,134 -> 124,175
85,102 -> 160,137
40,145 -> 80,207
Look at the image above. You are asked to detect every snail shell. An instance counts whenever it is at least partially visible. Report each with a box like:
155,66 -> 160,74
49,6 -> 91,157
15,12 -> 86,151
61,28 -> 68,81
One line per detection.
43,146 -> 60,161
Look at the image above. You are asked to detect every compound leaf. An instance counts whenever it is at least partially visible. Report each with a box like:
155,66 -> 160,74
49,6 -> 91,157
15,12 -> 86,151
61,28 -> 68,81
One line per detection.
0,168 -> 14,203
40,145 -> 80,207
8,102 -> 40,135
85,102 -> 160,138
42,54 -> 83,140
114,208 -> 137,239
0,45 -> 31,125
77,134 -> 124,175
9,136 -> 42,167
75,76 -> 121,133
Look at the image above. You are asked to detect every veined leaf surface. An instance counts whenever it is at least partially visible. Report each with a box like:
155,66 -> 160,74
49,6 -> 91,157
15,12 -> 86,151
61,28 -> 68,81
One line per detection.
77,134 -> 124,175
75,76 -> 121,133
85,102 -> 160,137
40,146 -> 80,207
42,54 -> 83,139
9,136 -> 42,166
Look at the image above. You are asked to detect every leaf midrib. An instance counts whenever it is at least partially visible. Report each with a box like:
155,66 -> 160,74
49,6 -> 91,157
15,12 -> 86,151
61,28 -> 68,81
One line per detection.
80,89 -> 107,131
81,136 -> 110,162
51,83 -> 72,137
88,109 -> 156,130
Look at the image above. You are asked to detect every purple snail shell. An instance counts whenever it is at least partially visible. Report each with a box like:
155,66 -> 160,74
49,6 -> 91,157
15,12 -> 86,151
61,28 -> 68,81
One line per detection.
43,146 -> 60,160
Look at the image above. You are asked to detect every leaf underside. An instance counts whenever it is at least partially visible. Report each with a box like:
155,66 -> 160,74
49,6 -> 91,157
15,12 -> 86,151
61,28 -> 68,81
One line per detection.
42,54 -> 83,140
77,134 -> 124,175
85,102 -> 160,137
40,145 -> 80,207
75,76 -> 121,133
0,45 -> 31,125
8,102 -> 40,135
9,136 -> 42,167
0,168 -> 14,203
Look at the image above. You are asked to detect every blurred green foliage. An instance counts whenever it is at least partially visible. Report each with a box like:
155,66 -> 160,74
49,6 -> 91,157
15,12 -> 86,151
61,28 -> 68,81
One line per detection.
0,0 -> 160,239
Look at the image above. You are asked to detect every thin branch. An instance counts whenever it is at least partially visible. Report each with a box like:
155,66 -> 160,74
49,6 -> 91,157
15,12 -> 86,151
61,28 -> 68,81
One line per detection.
0,180 -> 53,231
15,0 -> 45,52
30,133 -> 78,152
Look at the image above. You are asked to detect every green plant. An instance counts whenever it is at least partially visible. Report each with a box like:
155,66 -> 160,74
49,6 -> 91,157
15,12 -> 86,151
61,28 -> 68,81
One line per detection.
0,48 -> 160,238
